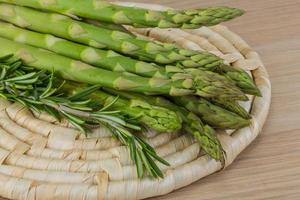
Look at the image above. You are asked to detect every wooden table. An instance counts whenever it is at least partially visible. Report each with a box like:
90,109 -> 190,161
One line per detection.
116,0 -> 300,199
0,1 -> 298,200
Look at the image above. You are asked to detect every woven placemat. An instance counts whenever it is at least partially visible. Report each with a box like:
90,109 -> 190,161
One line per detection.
0,3 -> 271,200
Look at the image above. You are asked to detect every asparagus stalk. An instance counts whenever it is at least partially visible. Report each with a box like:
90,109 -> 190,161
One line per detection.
85,19 -> 132,34
0,23 -> 247,100
172,96 -> 250,129
0,0 -> 243,28
103,89 -> 225,162
215,64 -> 262,96
210,98 -> 251,119
0,37 -> 197,96
61,81 -> 182,133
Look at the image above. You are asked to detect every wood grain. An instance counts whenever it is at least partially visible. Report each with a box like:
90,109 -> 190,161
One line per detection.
114,0 -> 300,199
0,0 -> 298,200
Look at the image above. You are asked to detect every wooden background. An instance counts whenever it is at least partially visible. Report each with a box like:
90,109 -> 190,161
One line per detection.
116,0 -> 300,199
0,1 -> 298,200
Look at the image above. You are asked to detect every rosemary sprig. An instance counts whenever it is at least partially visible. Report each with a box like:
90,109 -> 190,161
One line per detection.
0,54 -> 169,178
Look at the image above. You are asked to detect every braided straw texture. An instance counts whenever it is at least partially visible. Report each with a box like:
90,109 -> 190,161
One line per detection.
0,2 -> 271,200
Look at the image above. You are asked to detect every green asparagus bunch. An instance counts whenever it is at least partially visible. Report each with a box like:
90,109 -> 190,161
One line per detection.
0,37 -> 199,96
0,3 -> 260,96
0,27 -> 247,100
0,3 -> 216,65
0,0 -> 259,180
0,22 -> 209,80
0,0 -> 244,28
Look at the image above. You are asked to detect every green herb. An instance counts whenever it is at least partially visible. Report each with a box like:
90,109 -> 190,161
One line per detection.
0,54 -> 169,178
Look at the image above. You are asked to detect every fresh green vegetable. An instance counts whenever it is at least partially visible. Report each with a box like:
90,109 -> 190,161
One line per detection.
103,89 -> 225,162
215,64 -> 262,96
172,96 -> 250,129
0,37 -> 199,96
85,19 -> 132,34
0,22 -> 176,79
0,22 -> 221,81
0,34 -> 245,100
0,3 -> 203,65
62,81 -> 182,133
211,98 -> 251,119
0,1 -> 256,179
0,4 -> 232,68
0,54 -> 169,178
0,3 -> 259,96
0,0 -> 244,28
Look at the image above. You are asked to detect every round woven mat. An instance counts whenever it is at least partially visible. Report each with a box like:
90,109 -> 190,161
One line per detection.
0,3 -> 271,200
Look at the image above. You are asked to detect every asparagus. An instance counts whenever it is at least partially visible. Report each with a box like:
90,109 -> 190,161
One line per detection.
61,81 -> 182,133
0,4 -> 233,69
211,98 -> 251,119
172,96 -> 250,129
0,22 -> 170,78
0,23 -> 247,100
85,19 -> 132,34
103,89 -> 225,162
214,64 -> 261,96
0,0 -> 243,28
0,3 -> 259,96
0,3 -> 204,65
187,63 -> 261,100
0,22 -> 175,79
0,37 -> 197,96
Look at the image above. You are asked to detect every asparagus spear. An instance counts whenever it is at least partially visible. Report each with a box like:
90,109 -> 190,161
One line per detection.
85,19 -> 132,34
0,54 -> 169,178
172,96 -> 250,129
0,0 -> 243,28
0,37 -> 197,96
215,64 -> 262,96
210,98 -> 251,119
0,23 -> 247,100
61,81 -> 182,133
103,89 -> 225,162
